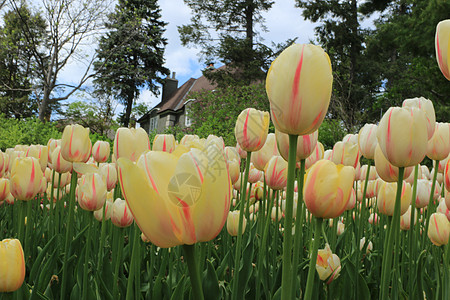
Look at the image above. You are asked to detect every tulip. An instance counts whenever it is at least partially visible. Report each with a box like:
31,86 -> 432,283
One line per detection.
111,198 -> 134,228
78,173 -> 107,211
421,165 -> 431,180
0,150 -> 5,177
47,138 -> 61,164
252,133 -> 279,171
343,134 -> 358,144
117,144 -> 231,247
50,146 -> 73,173
234,108 -> 270,152
427,212 -> 450,246
330,141 -> 360,168
377,106 -> 428,167
225,146 -> 240,165
402,97 -> 436,140
248,163 -> 263,184
346,188 -> 356,210
0,239 -> 25,292
415,179 -> 431,209
10,157 -> 44,201
359,237 -> 373,254
206,135 -> 225,150
113,127 -> 150,162
26,145 -> 48,173
227,211 -> 246,236
435,19 -> 450,80
266,43 -> 333,135
400,206 -> 417,230
264,156 -> 288,190
368,213 -> 379,225
99,163 -> 117,191
61,124 -> 92,163
51,172 -> 71,188
359,164 -> 378,181
437,199 -> 450,221
0,178 -> 10,202
94,201 -> 112,222
315,243 -> 341,284
374,144 -> 413,182
337,221 -> 345,235
304,160 -> 355,219
153,134 -> 176,153
7,150 -> 24,175
276,129 -> 318,163
305,142 -> 324,169
358,124 -> 378,160
236,142 -> 247,159
92,141 -> 110,163
427,122 -> 450,161
377,181 -> 412,216
228,160 -> 240,185
271,206 -> 283,222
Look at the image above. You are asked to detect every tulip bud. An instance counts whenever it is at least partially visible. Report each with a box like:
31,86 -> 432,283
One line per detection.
114,127 -> 150,162
359,165 -> 378,181
248,163 -> 263,184
330,141 -> 360,168
358,124 -> 378,159
402,97 -> 436,140
415,179 -> 431,209
377,106 -> 428,167
228,160 -> 240,185
92,141 -> 110,163
421,165 -> 431,180
435,19 -> 450,80
236,142 -> 247,159
61,124 -> 92,163
234,108 -> 270,152
377,181 -> 412,216
374,144 -> 413,182
226,210 -> 246,236
427,122 -> 450,161
0,239 -> 25,292
304,160 -> 355,219
427,212 -> 450,246
99,163 -> 117,191
78,173 -> 107,211
337,221 -> 345,235
47,138 -> 60,164
50,146 -> 73,173
400,206 -> 417,230
252,133 -> 279,171
10,157 -> 44,201
266,44 -> 332,135
368,213 -> 379,225
271,206 -> 282,222
316,243 -> 341,284
93,201 -> 112,222
111,198 -> 134,228
359,237 -> 373,254
346,188 -> 356,210
152,134 -> 176,153
276,130 -> 318,163
264,156 -> 288,190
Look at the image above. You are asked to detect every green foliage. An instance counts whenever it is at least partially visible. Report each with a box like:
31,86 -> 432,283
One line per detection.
187,83 -> 270,146
0,115 -> 61,150
318,118 -> 348,150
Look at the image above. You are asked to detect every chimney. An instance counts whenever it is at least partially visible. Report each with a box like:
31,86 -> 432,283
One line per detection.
162,72 -> 178,103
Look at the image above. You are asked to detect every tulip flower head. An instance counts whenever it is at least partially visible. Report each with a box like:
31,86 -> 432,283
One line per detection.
94,201 -> 112,222
305,142 -> 324,169
358,124 -> 378,160
226,210 -> 246,236
92,141 -> 111,163
78,172 -> 107,211
427,212 -> 450,246
0,178 -> 10,202
0,239 -> 25,292
377,181 -> 412,216
234,108 -> 270,152
359,237 -> 373,254
99,163 -> 117,191
10,157 -> 44,201
264,155 -> 288,190
50,146 -> 73,174
427,122 -> 450,161
26,145 -> 48,173
61,124 -> 92,163
402,97 -> 436,140
153,134 -> 176,153
435,19 -> 450,80
316,243 -> 341,284
111,198 -> 134,228
374,144 -> 413,183
114,127 -> 150,162
330,141 -> 360,168
252,133 -> 279,171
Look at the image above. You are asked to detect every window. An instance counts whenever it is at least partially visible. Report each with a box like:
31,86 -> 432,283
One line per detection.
184,99 -> 194,127
149,116 -> 158,131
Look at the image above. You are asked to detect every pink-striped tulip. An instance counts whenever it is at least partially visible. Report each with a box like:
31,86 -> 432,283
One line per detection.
99,163 -> 117,191
47,138 -> 60,164
113,127 -> 150,162
435,20 -> 450,80
117,144 -> 231,247
111,198 -> 134,228
276,129 -> 318,162
377,106 -> 428,167
427,212 -> 450,246
330,141 -> 360,168
427,122 -> 450,161
235,108 -> 270,152
61,124 -> 92,163
248,163 -> 263,184
252,133 -> 279,171
316,243 -> 341,284
227,210 -> 246,236
374,144 -> 413,182
0,178 -> 10,202
26,145 -> 48,173
305,142 -> 324,169
0,150 -> 5,177
228,160 -> 240,185
10,157 -> 44,201
304,159 -> 355,219
78,173 -> 107,211
377,181 -> 412,216
266,44 -> 333,135
50,146 -> 73,173
94,200 -> 112,222
0,239 -> 25,292
153,134 -> 176,153
358,124 -> 378,160
92,141 -> 110,163
437,199 -> 450,221
415,179 -> 431,209
359,164 -> 378,181
264,156 -> 288,190
236,142 -> 247,159
400,206 -> 416,230
225,146 -> 240,165
402,97 -> 436,140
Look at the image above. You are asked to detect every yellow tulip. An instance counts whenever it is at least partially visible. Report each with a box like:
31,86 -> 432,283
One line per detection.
428,212 -> 450,246
111,198 -> 134,227
61,124 -> 92,163
78,173 -> 107,211
264,156 -> 288,190
10,157 -> 44,201
374,144 -> 413,182
113,127 -> 150,162
248,163 -> 263,184
0,150 -> 5,177
266,43 -> 332,135
117,144 -> 231,247
358,124 -> 378,160
316,243 -> 341,284
305,142 -> 324,169
414,179 -> 431,209
304,160 -> 355,218
236,142 -> 247,159
252,133 -> 279,171
92,141 -> 110,163
225,146 -> 241,165
276,129 -> 318,162
402,97 -> 436,140
377,106 -> 428,167
0,178 -> 10,202
330,141 -> 360,168
0,239 -> 25,292
50,146 -> 73,174
46,138 -> 61,164
228,160 -> 240,185
435,19 -> 450,80
94,200 -> 112,222
377,181 -> 412,216
227,210 -> 246,236
427,122 -> 450,161
153,134 -> 176,153
99,163 -> 117,191
400,206 -> 417,230
234,108 -> 270,152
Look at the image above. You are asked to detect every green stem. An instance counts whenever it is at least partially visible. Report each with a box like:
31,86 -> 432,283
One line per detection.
281,134 -> 298,300
82,211 -> 93,300
126,224 -> 141,300
113,227 -> 124,299
55,173 -> 62,235
379,167 -> 405,300
97,201 -> 108,273
231,151 -> 251,300
423,160 -> 439,247
409,164 -> 419,299
48,169 -> 56,235
183,244 -> 204,300
304,218 -> 323,300
60,170 -> 78,300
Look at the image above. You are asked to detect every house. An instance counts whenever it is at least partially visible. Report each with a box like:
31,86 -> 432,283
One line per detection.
137,69 -> 217,133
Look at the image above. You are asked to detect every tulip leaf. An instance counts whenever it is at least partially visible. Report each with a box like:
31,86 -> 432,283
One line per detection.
216,251 -> 230,280
33,248 -> 58,297
202,260 -> 221,300
416,250 -> 427,300
30,235 -> 58,284
345,258 -> 370,300
236,235 -> 254,297
170,275 -> 186,300
152,249 -> 169,299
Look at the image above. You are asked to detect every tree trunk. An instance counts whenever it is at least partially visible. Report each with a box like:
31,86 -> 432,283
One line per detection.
38,86 -> 51,122
123,92 -> 134,127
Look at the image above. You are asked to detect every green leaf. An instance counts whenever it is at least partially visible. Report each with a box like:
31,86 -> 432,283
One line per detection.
202,260 -> 221,300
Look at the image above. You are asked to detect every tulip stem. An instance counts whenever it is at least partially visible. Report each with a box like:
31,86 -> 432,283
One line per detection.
24,200 -> 32,258
60,170 -> 78,300
183,244 -> 204,300
49,169 -> 56,235
281,134 -> 298,300
82,211 -> 93,300
231,151 -> 251,300
380,166 -> 405,300
304,217 -> 323,300
113,227 -> 124,299
409,164 -> 419,298
97,201 -> 108,273
126,224 -> 141,300
423,160 -> 439,247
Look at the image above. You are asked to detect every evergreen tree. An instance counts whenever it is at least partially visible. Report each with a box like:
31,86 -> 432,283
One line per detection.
94,0 -> 169,127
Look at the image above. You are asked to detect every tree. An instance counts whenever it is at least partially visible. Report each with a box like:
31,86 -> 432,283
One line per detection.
179,0 -> 290,86
93,0 -> 169,127
8,0 -> 114,121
